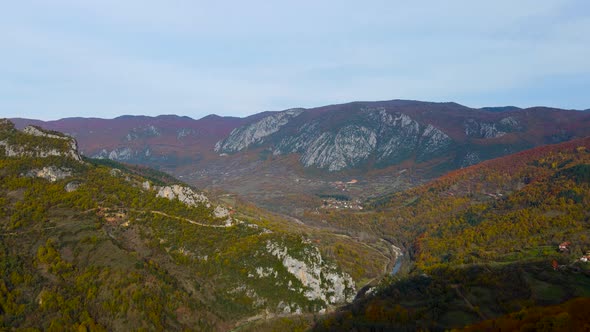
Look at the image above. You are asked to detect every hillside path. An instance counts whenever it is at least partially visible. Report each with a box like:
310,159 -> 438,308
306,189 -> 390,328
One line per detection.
149,210 -> 232,228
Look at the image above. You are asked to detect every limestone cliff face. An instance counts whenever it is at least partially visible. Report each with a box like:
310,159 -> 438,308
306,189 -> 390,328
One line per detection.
92,146 -> 152,162
0,121 -> 82,162
25,166 -> 72,182
464,116 -> 522,139
298,125 -> 377,171
216,107 -> 454,171
214,109 -> 304,153
262,240 -> 356,306
125,125 -> 161,141
155,184 -> 210,208
418,124 -> 452,161
151,183 -> 239,225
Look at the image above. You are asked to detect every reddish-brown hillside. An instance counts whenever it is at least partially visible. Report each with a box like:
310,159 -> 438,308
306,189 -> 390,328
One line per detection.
11,100 -> 590,218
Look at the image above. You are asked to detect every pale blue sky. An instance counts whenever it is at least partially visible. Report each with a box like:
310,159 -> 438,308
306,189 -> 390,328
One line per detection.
1,0 -> 589,120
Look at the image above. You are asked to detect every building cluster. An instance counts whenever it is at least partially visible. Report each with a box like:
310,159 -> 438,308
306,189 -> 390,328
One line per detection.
579,252 -> 590,262
330,179 -> 359,191
557,241 -> 590,263
321,198 -> 363,210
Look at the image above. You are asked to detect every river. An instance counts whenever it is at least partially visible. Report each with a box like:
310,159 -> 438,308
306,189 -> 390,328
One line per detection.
391,255 -> 402,275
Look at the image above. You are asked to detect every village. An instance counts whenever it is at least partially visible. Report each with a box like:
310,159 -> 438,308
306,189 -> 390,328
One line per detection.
552,241 -> 590,270
329,179 -> 359,191
320,198 -> 364,210
316,179 -> 365,210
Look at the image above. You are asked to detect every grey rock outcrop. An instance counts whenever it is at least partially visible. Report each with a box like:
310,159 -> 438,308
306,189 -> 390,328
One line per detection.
0,125 -> 82,161
417,124 -> 453,160
464,117 -> 521,139
142,181 -> 151,190
299,125 -> 377,171
213,205 -> 230,218
92,146 -> 155,162
176,128 -> 194,140
152,184 -> 240,225
65,181 -> 81,192
91,147 -> 134,161
264,240 -> 355,305
215,109 -> 304,153
125,125 -> 161,141
26,166 -> 72,182
223,107 -> 454,171
155,184 -> 211,208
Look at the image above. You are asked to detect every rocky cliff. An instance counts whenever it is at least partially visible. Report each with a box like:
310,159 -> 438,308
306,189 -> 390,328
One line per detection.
216,106 -> 455,171
0,119 -> 82,161
215,109 -> 304,153
212,101 -> 590,172
11,101 -> 590,175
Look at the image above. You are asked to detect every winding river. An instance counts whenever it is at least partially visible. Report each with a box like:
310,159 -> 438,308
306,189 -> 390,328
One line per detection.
390,242 -> 404,275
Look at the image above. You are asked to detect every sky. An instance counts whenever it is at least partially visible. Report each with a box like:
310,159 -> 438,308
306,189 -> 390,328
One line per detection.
1,1 -> 589,120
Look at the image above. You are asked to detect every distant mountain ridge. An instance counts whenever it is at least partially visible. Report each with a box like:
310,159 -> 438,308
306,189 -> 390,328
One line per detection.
479,106 -> 522,112
12,100 -> 590,172
4,98 -> 590,330
12,99 -> 590,218
214,100 -> 590,172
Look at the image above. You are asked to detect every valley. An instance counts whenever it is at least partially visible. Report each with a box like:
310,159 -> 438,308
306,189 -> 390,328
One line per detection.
13,100 -> 590,221
0,120 -> 387,330
2,99 -> 590,331
5,1 -> 590,329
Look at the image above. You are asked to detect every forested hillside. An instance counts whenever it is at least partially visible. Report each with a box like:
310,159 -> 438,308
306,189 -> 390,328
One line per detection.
313,136 -> 590,330
13,101 -> 590,221
3,117 -> 590,331
0,120 -> 384,331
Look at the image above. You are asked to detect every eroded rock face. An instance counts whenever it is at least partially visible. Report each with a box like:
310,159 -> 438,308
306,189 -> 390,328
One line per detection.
464,119 -> 505,138
155,185 -> 210,208
241,107 -> 454,171
417,124 -> 453,161
265,240 -> 356,305
151,184 -> 240,224
299,125 -> 377,171
125,125 -> 161,141
213,205 -> 230,218
26,166 -> 72,182
92,146 -> 153,162
464,117 -> 521,139
372,110 -> 421,164
0,125 -> 82,161
91,147 -> 134,161
65,181 -> 81,192
215,109 -> 304,153
142,181 -> 151,190
176,128 -> 194,140
499,116 -> 519,127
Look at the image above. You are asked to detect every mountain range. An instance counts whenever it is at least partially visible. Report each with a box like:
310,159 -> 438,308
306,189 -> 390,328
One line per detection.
3,99 -> 590,330
12,100 -> 590,218
2,114 -> 590,330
